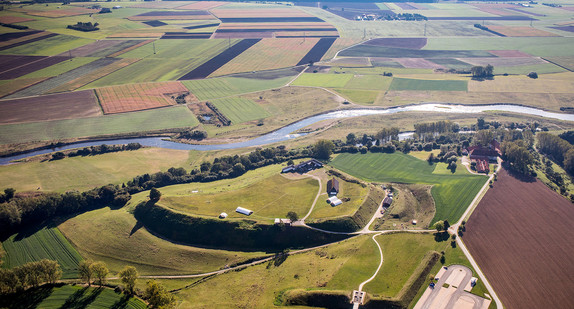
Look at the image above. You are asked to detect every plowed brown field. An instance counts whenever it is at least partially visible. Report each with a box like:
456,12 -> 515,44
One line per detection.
464,169 -> 574,309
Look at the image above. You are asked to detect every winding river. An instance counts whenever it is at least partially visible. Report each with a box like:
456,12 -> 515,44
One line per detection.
1,103 -> 573,165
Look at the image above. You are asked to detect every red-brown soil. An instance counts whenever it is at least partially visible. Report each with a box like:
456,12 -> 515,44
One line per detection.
0,90 -> 100,124
464,169 -> 574,309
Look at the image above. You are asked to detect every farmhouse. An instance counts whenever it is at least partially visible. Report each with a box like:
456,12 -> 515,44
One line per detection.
235,207 -> 253,216
476,159 -> 490,174
382,196 -> 393,208
327,178 -> 339,195
467,139 -> 501,162
281,159 -> 323,173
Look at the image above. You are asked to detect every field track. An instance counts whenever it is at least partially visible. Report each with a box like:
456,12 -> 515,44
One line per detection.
464,169 -> 574,309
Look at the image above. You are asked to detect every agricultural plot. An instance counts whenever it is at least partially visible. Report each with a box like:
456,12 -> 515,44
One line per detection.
427,58 -> 471,70
1,227 -> 83,279
64,39 -> 144,57
212,8 -> 315,18
291,72 -> 353,88
5,57 -> 121,98
370,57 -> 405,68
464,169 -> 574,309
395,58 -> 445,69
0,90 -> 100,124
0,34 -> 92,56
363,38 -> 427,49
128,10 -> 215,21
160,174 -> 316,220
14,7 -> 97,18
389,78 -> 468,91
0,32 -> 58,52
486,25 -> 560,37
0,30 -> 42,43
210,38 -> 318,77
182,74 -> 294,101
339,45 -> 495,58
468,74 -> 574,94
0,56 -> 69,80
459,56 -> 546,67
176,1 -> 228,10
178,39 -> 260,80
0,105 -> 198,145
0,15 -> 35,24
297,38 -> 337,65
0,55 -> 45,72
214,22 -> 337,39
2,285 -> 147,309
210,97 -> 270,124
96,82 -> 191,114
19,56 -> 98,78
0,77 -> 48,98
334,88 -> 379,104
329,152 -> 487,224
544,57 -> 574,71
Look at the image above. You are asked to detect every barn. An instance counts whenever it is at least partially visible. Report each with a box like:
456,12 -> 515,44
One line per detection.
327,178 -> 339,195
236,207 -> 253,216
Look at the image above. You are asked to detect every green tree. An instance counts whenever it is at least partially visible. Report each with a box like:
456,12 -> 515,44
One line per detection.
90,261 -> 108,287
564,148 -> 574,175
39,259 -> 62,284
434,220 -> 444,232
4,188 -> 15,200
119,266 -> 138,295
346,133 -> 356,145
79,260 -> 94,286
149,188 -> 161,201
145,280 -> 176,309
313,140 -> 334,160
286,211 -> 298,222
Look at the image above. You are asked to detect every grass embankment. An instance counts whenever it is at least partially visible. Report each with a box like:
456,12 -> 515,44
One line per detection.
1,227 -> 83,279
0,105 -> 198,145
0,284 -> 147,309
373,183 -> 436,230
59,205 -> 267,276
308,171 -> 368,220
330,152 -> 488,224
0,148 -> 190,193
160,173 -> 318,222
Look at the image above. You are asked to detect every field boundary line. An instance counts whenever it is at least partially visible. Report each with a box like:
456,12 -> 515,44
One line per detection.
541,57 -> 573,72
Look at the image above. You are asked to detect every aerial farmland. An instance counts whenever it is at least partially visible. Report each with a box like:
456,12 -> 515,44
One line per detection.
0,1 -> 574,309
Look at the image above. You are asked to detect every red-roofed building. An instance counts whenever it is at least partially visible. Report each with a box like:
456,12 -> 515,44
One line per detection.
468,139 -> 501,162
476,159 -> 490,174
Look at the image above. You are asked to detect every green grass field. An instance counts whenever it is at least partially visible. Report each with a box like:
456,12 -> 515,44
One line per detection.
334,88 -> 380,104
0,148 -> 190,193
2,285 -> 147,309
210,97 -> 270,124
59,206 -> 266,275
182,75 -> 294,101
327,234 -> 379,290
0,35 -> 93,56
20,57 -> 99,78
0,105 -> 198,144
291,73 -> 353,88
330,66 -> 434,75
389,78 -> 468,91
2,227 -> 83,279
429,58 -> 472,70
329,153 -> 487,224
159,173 -> 318,221
343,75 -> 392,91
424,37 -> 574,57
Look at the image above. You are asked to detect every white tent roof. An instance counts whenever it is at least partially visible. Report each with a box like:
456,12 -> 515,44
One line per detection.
219,212 -> 228,218
236,207 -> 253,215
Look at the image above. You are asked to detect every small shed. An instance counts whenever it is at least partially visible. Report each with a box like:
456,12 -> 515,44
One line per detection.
274,218 -> 292,225
327,196 -> 342,206
327,178 -> 339,195
235,207 -> 253,216
219,212 -> 228,219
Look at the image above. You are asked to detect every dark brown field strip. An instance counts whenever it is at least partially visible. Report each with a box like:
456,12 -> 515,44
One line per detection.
276,35 -> 339,38
143,20 -> 168,27
136,10 -> 210,16
0,30 -> 42,42
160,33 -> 213,39
63,40 -> 144,58
363,38 -> 428,49
0,55 -> 46,73
178,39 -> 261,80
0,32 -> 58,51
183,23 -> 219,30
428,16 -> 535,20
0,56 -> 70,80
296,37 -> 336,65
5,57 -> 120,99
216,28 -> 336,33
219,17 -> 324,23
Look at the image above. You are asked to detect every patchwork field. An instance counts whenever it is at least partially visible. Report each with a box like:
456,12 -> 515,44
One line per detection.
0,90 -> 100,124
209,38 -> 319,77
2,227 -> 83,279
329,152 -> 487,224
96,81 -> 192,114
464,169 -> 574,309
209,97 -> 270,123
0,105 -> 198,145
389,78 -> 468,91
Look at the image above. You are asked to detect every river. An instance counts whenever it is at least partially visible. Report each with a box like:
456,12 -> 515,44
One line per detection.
1,103 -> 572,165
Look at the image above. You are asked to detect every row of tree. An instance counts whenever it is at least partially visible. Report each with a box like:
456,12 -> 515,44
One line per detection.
0,260 -> 61,294
537,132 -> 574,175
52,143 -> 142,160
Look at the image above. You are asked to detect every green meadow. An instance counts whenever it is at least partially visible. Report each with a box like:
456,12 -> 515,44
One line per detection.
329,152 -> 487,224
210,97 -> 270,124
389,78 -> 468,91
182,75 -> 294,101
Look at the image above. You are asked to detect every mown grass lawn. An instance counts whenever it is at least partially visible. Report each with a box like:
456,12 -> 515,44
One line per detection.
2,227 -> 83,279
329,152 -> 487,224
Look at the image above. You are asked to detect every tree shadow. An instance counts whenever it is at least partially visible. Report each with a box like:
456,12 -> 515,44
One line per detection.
0,285 -> 57,309
61,286 -> 104,309
129,221 -> 143,237
110,294 -> 132,309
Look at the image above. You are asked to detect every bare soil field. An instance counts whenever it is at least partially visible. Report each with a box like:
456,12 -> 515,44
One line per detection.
0,31 -> 42,42
0,90 -> 100,124
0,77 -> 48,98
0,55 -> 45,73
364,38 -> 427,49
0,16 -> 35,23
96,82 -> 192,114
0,56 -> 69,79
395,58 -> 444,69
487,25 -> 559,37
464,169 -> 574,309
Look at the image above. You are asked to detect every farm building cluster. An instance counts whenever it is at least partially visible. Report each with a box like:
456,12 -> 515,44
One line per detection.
325,178 -> 343,206
465,139 -> 501,174
281,159 -> 323,173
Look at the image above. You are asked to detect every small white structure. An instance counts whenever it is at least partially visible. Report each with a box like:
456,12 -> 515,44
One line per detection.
327,196 -> 343,206
412,220 -> 418,225
274,218 -> 292,225
219,212 -> 228,219
236,207 -> 253,216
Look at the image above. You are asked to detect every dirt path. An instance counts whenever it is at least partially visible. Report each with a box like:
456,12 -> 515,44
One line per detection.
301,174 -> 323,221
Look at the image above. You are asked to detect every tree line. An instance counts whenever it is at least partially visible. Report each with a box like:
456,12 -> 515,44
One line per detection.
537,132 -> 574,175
52,143 -> 142,160
0,259 -> 61,294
